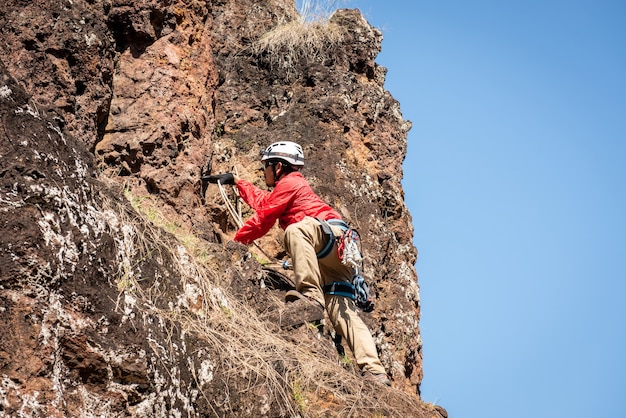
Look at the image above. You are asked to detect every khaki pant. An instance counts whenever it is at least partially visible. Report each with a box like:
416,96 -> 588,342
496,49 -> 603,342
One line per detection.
284,216 -> 386,375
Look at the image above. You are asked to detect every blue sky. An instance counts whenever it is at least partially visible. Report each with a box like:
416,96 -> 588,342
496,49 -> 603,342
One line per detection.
331,1 -> 626,417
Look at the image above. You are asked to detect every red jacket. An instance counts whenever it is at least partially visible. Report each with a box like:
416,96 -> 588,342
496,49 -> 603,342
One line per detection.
233,171 -> 342,245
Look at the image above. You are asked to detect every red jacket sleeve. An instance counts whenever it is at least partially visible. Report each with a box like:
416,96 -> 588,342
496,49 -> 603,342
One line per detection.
233,179 -> 295,245
236,179 -> 270,211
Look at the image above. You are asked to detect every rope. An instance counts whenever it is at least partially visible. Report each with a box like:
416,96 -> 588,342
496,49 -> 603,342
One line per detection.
338,229 -> 363,270
217,180 -> 243,228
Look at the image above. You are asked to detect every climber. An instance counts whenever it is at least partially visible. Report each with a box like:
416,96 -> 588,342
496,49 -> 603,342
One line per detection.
205,141 -> 391,386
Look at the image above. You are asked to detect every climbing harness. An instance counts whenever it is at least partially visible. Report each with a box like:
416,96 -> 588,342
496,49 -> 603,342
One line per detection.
322,276 -> 374,312
316,219 -> 374,312
323,281 -> 357,299
315,218 -> 338,259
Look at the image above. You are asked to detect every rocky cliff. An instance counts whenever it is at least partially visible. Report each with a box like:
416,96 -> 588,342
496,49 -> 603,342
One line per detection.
0,0 -> 446,416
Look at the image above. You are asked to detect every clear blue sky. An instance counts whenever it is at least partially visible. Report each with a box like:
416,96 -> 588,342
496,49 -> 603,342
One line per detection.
311,1 -> 626,417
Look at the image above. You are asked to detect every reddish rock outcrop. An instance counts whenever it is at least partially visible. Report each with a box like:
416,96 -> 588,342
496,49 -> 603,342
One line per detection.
0,0 -> 443,416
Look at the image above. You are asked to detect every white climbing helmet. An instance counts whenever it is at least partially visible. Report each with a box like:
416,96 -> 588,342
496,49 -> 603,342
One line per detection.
260,141 -> 305,166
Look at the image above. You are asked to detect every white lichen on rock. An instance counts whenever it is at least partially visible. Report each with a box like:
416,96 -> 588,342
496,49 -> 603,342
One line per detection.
0,85 -> 12,99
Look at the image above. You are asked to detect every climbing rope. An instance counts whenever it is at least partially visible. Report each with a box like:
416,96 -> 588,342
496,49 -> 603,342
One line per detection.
337,228 -> 363,269
217,180 -> 243,228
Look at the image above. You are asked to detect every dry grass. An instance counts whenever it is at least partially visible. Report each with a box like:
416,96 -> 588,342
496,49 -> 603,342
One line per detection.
251,8 -> 346,79
105,186 -> 427,416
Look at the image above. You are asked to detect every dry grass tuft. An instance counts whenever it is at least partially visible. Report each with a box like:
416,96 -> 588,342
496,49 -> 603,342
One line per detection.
251,12 -> 345,79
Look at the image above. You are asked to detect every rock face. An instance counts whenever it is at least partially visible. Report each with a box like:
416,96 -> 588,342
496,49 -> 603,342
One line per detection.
1,0 -> 442,416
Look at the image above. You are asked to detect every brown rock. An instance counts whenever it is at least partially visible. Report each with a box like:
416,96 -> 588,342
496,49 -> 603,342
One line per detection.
0,0 -> 437,415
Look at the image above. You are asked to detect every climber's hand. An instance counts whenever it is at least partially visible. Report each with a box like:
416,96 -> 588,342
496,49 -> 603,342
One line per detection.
202,173 -> 235,185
